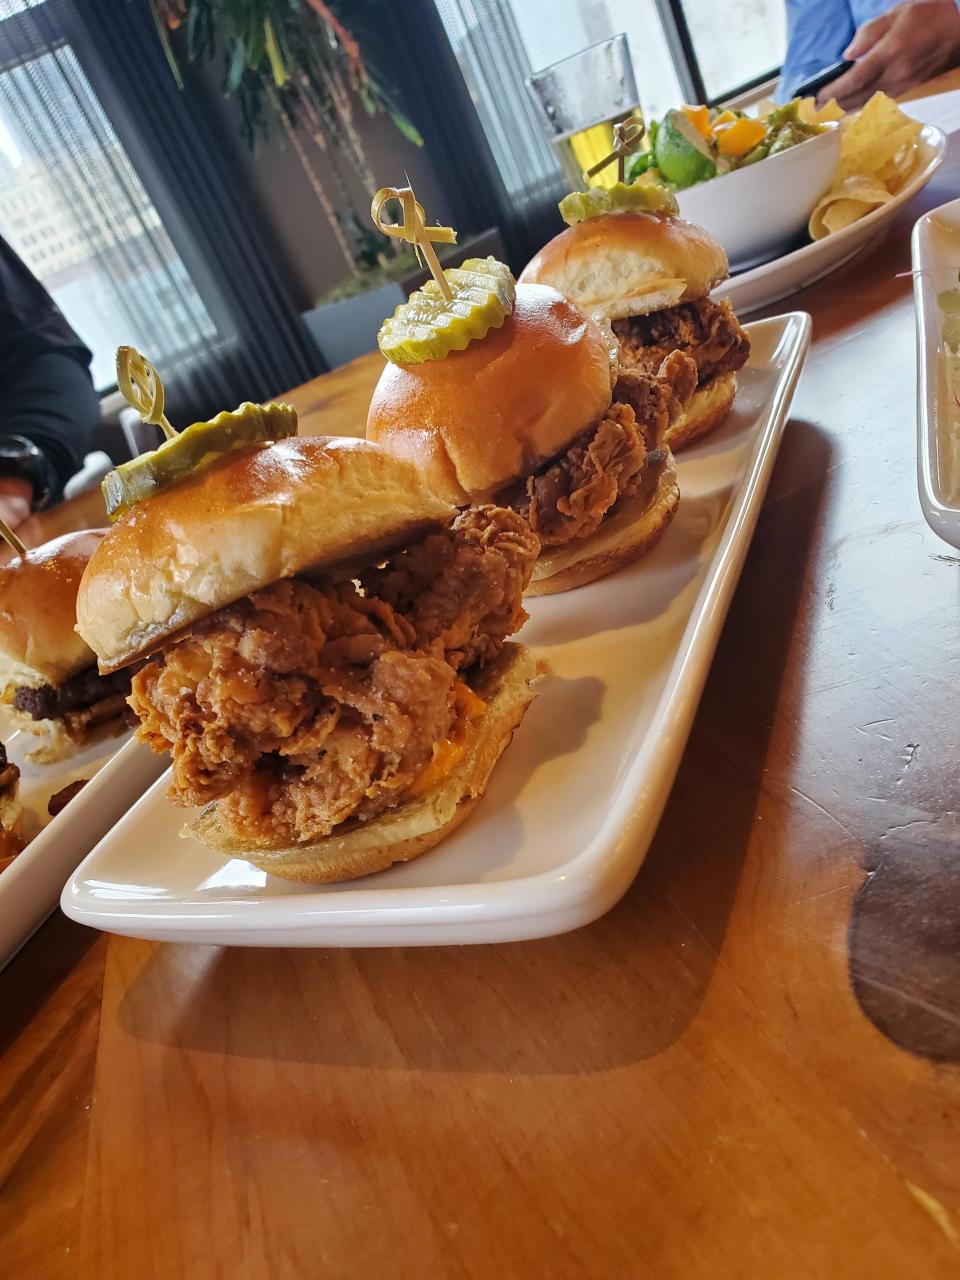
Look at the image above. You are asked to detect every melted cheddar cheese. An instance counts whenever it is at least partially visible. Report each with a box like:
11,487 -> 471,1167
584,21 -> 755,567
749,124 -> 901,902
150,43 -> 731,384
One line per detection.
406,680 -> 487,799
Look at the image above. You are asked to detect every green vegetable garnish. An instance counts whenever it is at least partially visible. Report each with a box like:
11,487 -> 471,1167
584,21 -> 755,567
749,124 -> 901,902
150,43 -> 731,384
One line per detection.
559,180 -> 678,226
102,402 -> 297,520
654,109 -> 717,187
377,257 -> 516,365
624,150 -> 656,182
633,97 -> 829,192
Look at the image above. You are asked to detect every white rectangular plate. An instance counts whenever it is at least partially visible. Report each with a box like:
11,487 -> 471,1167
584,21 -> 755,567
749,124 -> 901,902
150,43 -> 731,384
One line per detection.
912,196 -> 960,548
63,313 -> 811,948
0,728 -> 168,967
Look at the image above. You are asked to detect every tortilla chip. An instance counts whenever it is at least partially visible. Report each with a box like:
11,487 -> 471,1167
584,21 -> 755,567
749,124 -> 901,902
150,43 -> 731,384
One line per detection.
845,90 -> 913,141
811,91 -> 921,236
841,119 -> 922,183
798,96 -> 845,125
839,93 -> 921,177
873,128 -> 923,189
809,174 -> 893,239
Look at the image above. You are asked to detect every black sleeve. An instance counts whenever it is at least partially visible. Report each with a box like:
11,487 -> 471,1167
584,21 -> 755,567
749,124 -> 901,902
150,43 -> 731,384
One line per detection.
0,237 -> 99,498
0,351 -> 99,498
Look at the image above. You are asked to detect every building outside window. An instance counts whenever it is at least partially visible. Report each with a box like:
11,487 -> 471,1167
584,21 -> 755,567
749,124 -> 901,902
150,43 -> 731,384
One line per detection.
0,1 -> 216,390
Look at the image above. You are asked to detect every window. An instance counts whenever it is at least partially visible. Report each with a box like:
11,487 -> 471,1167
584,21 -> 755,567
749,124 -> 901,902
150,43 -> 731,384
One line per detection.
0,0 -> 217,391
677,0 -> 786,101
506,1 -> 685,121
433,0 -> 788,186
434,0 -> 686,205
433,0 -> 786,221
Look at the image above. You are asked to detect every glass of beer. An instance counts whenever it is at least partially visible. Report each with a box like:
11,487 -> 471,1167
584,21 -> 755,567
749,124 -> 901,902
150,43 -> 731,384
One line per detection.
526,34 -> 643,190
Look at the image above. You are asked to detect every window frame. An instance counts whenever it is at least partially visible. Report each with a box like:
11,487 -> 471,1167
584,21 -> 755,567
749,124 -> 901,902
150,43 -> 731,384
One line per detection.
654,0 -> 781,106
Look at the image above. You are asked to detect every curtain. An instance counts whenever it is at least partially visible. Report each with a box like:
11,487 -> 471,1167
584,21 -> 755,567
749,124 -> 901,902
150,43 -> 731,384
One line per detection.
0,0 -> 322,421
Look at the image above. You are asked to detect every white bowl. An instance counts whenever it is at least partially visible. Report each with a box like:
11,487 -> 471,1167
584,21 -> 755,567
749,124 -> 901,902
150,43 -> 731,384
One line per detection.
676,124 -> 842,270
912,197 -> 960,549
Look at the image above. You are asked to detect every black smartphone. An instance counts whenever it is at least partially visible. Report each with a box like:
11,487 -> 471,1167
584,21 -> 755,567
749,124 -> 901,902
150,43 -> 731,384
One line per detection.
792,59 -> 854,98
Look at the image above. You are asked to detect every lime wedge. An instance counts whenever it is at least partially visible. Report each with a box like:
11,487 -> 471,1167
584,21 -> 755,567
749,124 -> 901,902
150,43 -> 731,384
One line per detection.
654,109 -> 717,188
378,257 -> 515,365
102,401 -> 297,521
559,180 -> 678,226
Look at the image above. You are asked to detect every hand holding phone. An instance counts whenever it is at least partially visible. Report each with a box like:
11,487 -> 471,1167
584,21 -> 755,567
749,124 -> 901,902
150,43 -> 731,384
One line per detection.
792,60 -> 854,99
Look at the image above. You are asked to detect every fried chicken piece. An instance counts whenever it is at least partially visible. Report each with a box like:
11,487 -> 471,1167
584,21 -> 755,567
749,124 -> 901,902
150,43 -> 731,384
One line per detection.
614,349 -> 698,427
213,647 -> 457,843
613,297 -> 750,384
130,580 -> 339,806
500,351 -> 695,548
129,507 -> 539,844
359,505 -> 539,669
505,403 -> 646,548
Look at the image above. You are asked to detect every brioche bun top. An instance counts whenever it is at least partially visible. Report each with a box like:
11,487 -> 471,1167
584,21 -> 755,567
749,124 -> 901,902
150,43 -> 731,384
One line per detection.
0,530 -> 104,692
76,436 -> 456,672
519,212 -> 729,320
366,283 -> 614,504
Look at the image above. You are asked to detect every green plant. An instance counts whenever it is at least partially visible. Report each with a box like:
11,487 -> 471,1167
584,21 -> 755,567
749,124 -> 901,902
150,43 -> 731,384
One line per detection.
151,1 -> 421,276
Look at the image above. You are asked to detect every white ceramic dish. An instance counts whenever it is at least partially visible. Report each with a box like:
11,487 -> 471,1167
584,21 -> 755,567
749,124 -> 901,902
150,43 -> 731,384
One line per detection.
714,123 -> 946,315
912,197 -> 960,548
63,314 -> 810,949
678,125 -> 841,270
0,730 -> 166,967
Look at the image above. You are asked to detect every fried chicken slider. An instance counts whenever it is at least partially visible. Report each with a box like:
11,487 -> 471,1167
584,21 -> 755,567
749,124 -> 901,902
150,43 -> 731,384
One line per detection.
76,435 -> 541,883
519,209 -> 750,449
0,531 -> 134,761
367,282 -> 696,595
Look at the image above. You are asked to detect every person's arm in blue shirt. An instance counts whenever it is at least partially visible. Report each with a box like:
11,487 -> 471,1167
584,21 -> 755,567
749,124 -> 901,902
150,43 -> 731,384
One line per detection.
821,0 -> 960,107
778,0 -> 857,100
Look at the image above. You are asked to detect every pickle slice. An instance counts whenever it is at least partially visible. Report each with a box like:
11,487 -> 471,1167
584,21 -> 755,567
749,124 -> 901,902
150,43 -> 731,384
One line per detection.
377,257 -> 516,365
102,401 -> 297,521
559,179 -> 679,226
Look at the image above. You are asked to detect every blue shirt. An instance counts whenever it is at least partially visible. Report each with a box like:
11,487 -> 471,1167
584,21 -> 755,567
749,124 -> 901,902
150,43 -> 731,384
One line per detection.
779,0 -> 899,99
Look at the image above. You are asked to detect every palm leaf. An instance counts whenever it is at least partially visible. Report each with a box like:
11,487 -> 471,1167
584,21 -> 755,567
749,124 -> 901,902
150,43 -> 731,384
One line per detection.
224,35 -> 248,94
149,0 -> 184,88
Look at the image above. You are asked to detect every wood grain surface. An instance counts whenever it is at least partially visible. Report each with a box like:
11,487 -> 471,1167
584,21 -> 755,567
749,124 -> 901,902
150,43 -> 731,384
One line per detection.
2,93 -> 960,1280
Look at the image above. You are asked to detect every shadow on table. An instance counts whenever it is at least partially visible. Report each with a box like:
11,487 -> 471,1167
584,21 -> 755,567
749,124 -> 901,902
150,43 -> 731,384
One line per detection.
116,422 -> 832,1076
633,417 -> 830,965
0,911 -> 102,1057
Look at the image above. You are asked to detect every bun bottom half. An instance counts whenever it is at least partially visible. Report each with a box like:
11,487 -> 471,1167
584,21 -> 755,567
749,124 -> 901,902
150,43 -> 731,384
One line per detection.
187,643 -> 541,884
665,372 -> 736,452
527,451 -> 680,596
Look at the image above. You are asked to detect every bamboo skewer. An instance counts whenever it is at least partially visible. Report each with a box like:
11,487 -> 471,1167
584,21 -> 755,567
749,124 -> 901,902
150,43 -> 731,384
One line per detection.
0,518 -> 26,558
116,346 -> 177,440
370,185 -> 457,301
585,115 -> 645,183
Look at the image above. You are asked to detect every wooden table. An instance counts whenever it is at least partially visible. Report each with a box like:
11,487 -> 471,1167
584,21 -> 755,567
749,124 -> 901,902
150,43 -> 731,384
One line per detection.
3,109 -> 960,1280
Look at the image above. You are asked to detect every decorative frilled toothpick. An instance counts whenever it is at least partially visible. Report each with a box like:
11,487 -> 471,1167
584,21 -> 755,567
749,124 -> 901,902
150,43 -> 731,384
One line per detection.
585,115 -> 645,184
371,185 -> 457,301
0,518 -> 26,558
116,345 -> 176,441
